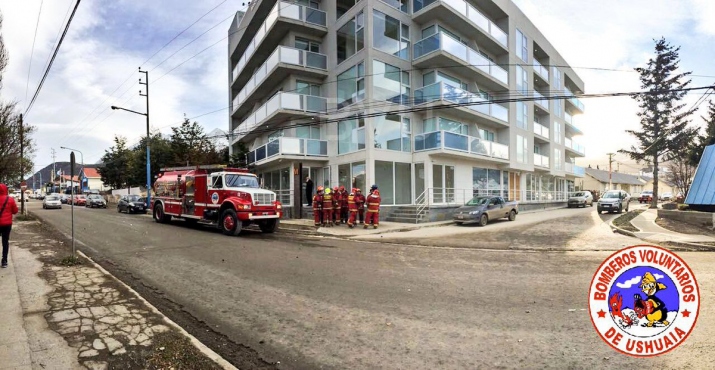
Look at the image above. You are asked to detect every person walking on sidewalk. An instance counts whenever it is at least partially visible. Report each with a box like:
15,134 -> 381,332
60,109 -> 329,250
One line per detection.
355,188 -> 365,224
0,184 -> 19,268
364,185 -> 381,229
312,186 -> 324,227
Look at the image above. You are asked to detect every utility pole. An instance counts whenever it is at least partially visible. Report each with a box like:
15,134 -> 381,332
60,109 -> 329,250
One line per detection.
51,148 -> 56,193
19,114 -> 25,215
139,68 -> 151,209
607,153 -> 615,191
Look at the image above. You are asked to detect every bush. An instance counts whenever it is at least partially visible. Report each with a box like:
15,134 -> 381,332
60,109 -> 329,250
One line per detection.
677,204 -> 690,211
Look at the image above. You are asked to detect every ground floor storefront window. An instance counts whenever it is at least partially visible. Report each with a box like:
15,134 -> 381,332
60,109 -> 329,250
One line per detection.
259,167 -> 291,204
525,174 -> 569,201
472,167 -> 508,199
375,161 -> 412,205
338,161 -> 366,192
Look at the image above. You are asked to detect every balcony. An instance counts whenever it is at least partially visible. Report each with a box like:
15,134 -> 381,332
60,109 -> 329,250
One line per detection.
232,46 -> 327,118
232,92 -> 327,143
231,1 -> 327,90
565,162 -> 585,177
533,59 -> 549,81
564,87 -> 585,113
247,137 -> 328,166
564,137 -> 586,156
533,90 -> 549,110
414,32 -> 508,91
564,112 -> 583,135
534,153 -> 550,168
415,130 -> 509,161
414,82 -> 509,127
533,122 -> 549,139
412,0 -> 508,55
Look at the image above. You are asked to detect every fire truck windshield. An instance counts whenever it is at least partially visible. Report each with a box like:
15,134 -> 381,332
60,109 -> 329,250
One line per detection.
225,174 -> 259,189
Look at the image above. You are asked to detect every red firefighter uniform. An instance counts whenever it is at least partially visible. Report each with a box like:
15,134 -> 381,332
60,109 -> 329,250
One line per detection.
354,189 -> 365,224
339,186 -> 349,224
322,188 -> 334,227
364,190 -> 382,229
332,186 -> 340,225
347,189 -> 358,228
312,187 -> 324,226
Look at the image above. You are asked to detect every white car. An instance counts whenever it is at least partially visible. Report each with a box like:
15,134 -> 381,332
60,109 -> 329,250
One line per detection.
660,192 -> 673,201
43,195 -> 62,209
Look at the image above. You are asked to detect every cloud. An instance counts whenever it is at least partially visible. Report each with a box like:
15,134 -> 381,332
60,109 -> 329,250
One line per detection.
654,273 -> 664,280
616,275 -> 641,289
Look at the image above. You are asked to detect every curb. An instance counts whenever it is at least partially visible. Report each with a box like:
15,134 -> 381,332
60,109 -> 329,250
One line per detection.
608,215 -> 715,251
608,219 -> 638,237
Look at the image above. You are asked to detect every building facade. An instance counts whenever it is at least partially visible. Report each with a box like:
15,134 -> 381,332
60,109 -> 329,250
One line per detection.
228,0 -> 586,214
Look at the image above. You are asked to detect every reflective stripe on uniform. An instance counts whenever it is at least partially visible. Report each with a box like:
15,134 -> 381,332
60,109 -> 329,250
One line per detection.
368,203 -> 380,206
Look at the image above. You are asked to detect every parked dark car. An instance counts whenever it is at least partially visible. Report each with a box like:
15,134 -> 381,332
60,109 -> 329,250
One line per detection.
86,194 -> 107,208
453,196 -> 519,226
59,194 -> 70,204
118,195 -> 147,214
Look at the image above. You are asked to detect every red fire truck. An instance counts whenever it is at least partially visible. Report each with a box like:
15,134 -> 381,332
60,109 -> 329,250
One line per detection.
151,165 -> 282,236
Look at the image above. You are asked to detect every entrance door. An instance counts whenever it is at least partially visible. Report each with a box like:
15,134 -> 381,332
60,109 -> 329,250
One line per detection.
414,163 -> 425,204
432,164 -> 455,204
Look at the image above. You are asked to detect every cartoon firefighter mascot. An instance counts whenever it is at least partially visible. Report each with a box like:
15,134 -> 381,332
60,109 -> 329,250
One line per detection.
634,271 -> 669,327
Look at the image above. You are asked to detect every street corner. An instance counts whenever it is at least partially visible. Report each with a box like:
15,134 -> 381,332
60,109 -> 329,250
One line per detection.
10,220 -> 228,369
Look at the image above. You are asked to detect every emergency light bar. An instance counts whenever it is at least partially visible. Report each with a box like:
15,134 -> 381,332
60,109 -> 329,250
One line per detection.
159,164 -> 228,172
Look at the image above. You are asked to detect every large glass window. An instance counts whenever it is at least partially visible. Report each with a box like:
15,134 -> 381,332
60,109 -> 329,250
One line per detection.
373,11 -> 410,60
421,24 -> 461,42
478,128 -> 495,142
423,117 -> 467,135
516,135 -> 527,163
554,98 -> 563,118
296,126 -> 320,139
375,161 -> 412,205
554,121 -> 561,144
516,66 -> 528,95
337,11 -> 364,64
295,38 -> 320,53
296,80 -> 321,96
373,60 -> 410,105
337,0 -> 358,20
337,62 -> 365,109
472,168 -> 505,197
375,161 -> 394,205
338,116 -> 365,154
553,67 -> 562,90
381,0 -> 409,13
516,101 -> 527,130
554,148 -> 562,170
352,162 -> 366,191
374,113 -> 410,152
268,130 -> 284,142
516,29 -> 528,62
423,71 -> 467,90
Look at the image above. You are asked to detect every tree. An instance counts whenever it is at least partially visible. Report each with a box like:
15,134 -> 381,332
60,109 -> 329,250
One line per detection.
227,140 -> 249,168
666,157 -> 696,199
98,136 -> 132,189
127,131 -> 174,187
688,100 -> 715,167
0,12 -> 9,89
0,102 -> 35,184
170,116 -> 215,166
619,38 -> 694,209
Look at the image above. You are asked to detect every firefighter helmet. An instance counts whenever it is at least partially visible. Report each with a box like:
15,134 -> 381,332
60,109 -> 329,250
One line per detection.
370,184 -> 378,190
356,188 -> 361,192
317,186 -> 324,192
333,186 -> 339,191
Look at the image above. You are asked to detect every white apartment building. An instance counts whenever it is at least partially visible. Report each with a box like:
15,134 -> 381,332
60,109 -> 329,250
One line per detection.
228,0 -> 586,219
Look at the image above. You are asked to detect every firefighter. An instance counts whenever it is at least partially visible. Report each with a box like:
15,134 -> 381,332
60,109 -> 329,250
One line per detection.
354,188 -> 365,224
312,186 -> 324,227
347,188 -> 358,228
339,185 -> 349,224
322,187 -> 334,227
332,186 -> 340,225
364,184 -> 381,229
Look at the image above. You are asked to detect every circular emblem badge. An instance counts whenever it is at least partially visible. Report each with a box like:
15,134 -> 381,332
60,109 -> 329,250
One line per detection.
211,192 -> 219,204
589,245 -> 699,357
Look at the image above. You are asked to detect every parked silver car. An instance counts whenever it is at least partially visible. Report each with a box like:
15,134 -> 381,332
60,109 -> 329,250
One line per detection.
42,195 -> 62,209
568,191 -> 593,208
597,190 -> 630,214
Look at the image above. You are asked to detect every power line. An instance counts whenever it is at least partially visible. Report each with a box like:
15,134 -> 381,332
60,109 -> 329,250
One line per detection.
24,0 -> 81,117
24,0 -> 44,110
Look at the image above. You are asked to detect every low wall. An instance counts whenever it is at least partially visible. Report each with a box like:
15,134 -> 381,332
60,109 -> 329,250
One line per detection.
658,209 -> 714,228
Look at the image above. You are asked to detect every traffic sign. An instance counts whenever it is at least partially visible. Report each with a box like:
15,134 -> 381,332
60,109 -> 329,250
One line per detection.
20,181 -> 27,190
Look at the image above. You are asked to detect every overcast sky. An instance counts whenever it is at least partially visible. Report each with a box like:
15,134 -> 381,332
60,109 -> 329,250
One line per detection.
1,0 -> 715,175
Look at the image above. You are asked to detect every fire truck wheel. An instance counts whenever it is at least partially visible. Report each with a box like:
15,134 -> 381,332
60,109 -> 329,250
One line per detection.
153,203 -> 171,223
259,219 -> 279,233
221,209 -> 242,236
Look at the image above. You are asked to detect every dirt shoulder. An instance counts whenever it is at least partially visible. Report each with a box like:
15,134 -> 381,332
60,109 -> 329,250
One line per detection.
655,217 -> 715,237
612,209 -> 645,232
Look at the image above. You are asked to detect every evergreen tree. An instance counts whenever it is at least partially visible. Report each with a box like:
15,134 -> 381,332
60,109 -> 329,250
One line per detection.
619,38 -> 694,208
128,131 -> 174,187
98,136 -> 132,189
169,115 -> 214,166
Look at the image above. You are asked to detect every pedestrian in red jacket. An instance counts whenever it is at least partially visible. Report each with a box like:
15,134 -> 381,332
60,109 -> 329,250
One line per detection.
0,184 -> 19,268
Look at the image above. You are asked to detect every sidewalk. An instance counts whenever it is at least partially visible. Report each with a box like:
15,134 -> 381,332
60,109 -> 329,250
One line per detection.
629,208 -> 715,245
0,239 -> 34,369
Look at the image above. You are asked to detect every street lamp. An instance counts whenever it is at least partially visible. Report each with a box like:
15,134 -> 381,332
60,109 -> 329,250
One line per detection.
60,146 -> 83,192
111,68 -> 151,209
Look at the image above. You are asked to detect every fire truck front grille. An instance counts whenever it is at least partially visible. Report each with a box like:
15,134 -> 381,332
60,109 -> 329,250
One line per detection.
253,193 -> 274,205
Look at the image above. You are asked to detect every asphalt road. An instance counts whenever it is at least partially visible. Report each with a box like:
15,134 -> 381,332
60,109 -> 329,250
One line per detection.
27,202 -> 714,369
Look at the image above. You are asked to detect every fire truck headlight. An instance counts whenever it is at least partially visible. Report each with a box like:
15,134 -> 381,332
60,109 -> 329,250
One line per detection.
276,204 -> 282,210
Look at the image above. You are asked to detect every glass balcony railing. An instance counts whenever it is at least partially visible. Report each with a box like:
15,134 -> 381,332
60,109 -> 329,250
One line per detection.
414,82 -> 509,122
533,122 -> 549,138
414,130 -> 509,160
564,87 -> 585,112
533,90 -> 548,110
233,45 -> 327,114
564,137 -> 586,155
247,137 -> 328,165
534,153 -> 550,168
413,0 -> 508,47
565,162 -> 586,176
414,32 -> 508,84
533,59 -> 549,81
233,92 -> 327,138
231,1 -> 327,83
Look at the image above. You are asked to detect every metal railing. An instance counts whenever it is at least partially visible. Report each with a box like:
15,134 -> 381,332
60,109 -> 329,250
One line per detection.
233,45 -> 327,113
565,162 -> 586,176
414,32 -> 508,84
564,87 -> 585,112
534,153 -> 550,168
533,122 -> 549,138
232,1 -> 327,82
247,137 -> 328,165
415,187 -> 582,210
414,81 -> 509,122
533,90 -> 549,110
564,137 -> 586,155
414,130 -> 509,160
413,0 -> 508,47
233,92 -> 327,141
533,59 -> 549,80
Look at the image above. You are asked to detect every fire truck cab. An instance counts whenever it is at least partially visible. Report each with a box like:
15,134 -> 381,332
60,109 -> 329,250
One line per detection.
151,165 -> 282,236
